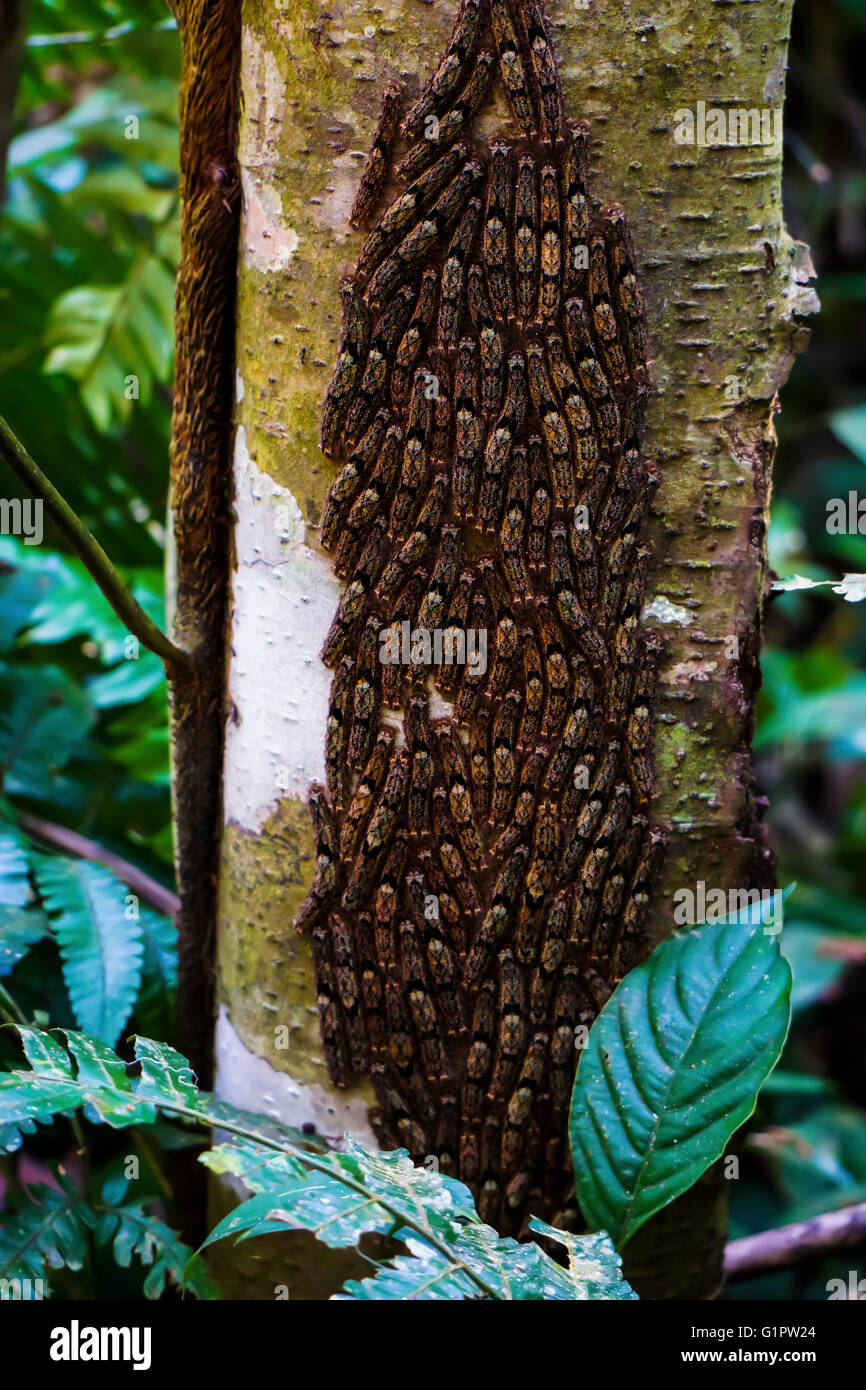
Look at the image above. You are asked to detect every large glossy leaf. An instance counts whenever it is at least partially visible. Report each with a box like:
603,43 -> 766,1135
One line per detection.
32,856 -> 144,1045
570,893 -> 792,1247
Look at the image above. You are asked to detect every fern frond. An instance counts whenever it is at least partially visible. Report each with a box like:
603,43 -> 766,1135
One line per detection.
32,857 -> 144,1045
0,1030 -> 635,1301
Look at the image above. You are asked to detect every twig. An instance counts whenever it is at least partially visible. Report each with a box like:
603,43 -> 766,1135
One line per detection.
725,1201 -> 866,1281
0,979 -> 28,1027
27,19 -> 177,47
17,811 -> 179,921
0,414 -> 191,670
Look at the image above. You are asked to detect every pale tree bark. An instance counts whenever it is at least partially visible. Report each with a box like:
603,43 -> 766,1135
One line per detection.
191,0 -> 817,1298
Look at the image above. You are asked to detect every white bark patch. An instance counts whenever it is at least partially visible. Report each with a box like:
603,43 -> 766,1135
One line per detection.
239,27 -> 286,169
238,27 -> 300,272
670,658 -> 718,684
315,145 -> 365,241
644,595 -> 694,625
215,1007 -> 377,1147
225,427 -> 341,831
241,169 -> 300,272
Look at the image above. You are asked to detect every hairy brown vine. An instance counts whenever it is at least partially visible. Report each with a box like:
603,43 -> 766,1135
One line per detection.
169,0 -> 242,1086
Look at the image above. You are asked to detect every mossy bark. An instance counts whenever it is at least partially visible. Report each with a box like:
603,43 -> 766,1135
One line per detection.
208,0 -> 815,1299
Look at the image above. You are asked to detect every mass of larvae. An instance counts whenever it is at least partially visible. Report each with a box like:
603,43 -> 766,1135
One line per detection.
295,0 -> 667,1236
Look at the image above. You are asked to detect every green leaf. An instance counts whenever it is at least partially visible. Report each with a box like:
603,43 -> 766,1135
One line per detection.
18,1025 -> 75,1078
570,893 -> 793,1247
0,831 -> 32,907
0,664 -> 94,800
339,1223 -> 632,1301
32,856 -> 144,1045
0,564 -> 56,652
87,652 -> 164,708
0,1182 -> 88,1289
780,921 -> 863,1011
0,1031 -> 634,1300
23,550 -> 165,660
0,1166 -> 213,1299
134,907 -> 177,1038
829,404 -> 866,464
92,1189 -> 217,1300
201,1137 -> 635,1301
0,1029 -> 149,1151
133,1035 -> 199,1106
43,249 -> 176,433
0,906 -> 50,976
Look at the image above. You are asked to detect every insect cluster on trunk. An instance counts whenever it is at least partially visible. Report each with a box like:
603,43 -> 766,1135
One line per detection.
295,0 -> 666,1236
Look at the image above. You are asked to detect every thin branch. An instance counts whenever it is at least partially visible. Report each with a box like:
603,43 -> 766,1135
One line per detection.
27,18 -> 177,47
0,979 -> 28,1027
17,811 -> 179,921
725,1201 -> 866,1282
0,414 -> 191,670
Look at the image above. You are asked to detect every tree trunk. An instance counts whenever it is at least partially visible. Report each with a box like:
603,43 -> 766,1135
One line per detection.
0,0 -> 28,210
186,0 -> 817,1298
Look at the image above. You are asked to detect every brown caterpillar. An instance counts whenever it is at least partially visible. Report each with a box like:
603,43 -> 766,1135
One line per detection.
296,0 -> 665,1236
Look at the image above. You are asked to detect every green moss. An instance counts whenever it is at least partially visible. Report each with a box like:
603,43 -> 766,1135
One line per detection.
216,799 -> 374,1104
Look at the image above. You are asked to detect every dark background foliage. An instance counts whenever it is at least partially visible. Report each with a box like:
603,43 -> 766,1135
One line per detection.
0,0 -> 863,1299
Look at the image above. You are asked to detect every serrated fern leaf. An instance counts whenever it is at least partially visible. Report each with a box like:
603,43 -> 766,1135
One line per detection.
0,831 -> 30,907
0,1183 -> 89,1292
0,1029 -> 311,1151
202,1138 -> 634,1301
92,1193 -> 217,1300
44,250 -> 177,433
135,907 -> 177,1038
0,1030 -> 635,1300
32,856 -> 144,1045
